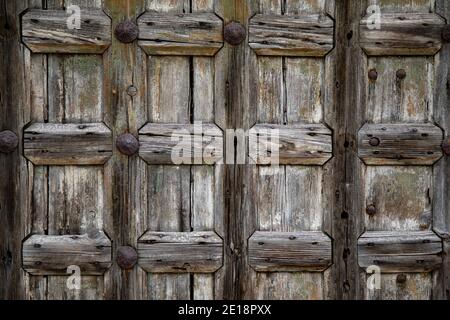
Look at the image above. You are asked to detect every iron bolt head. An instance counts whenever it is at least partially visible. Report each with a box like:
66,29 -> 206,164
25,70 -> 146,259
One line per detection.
116,133 -> 139,156
442,25 -> 450,43
368,69 -> 378,81
396,69 -> 407,80
0,130 -> 19,154
127,85 -> 138,97
224,21 -> 246,46
115,20 -> 139,43
369,137 -> 380,147
366,204 -> 376,216
116,246 -> 138,270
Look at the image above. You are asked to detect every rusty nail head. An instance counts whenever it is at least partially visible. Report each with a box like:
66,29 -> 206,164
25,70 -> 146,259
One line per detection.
115,20 -> 138,43
366,204 -> 376,216
396,69 -> 407,80
116,133 -> 139,156
224,21 -> 246,46
0,130 -> 19,154
127,85 -> 138,97
396,274 -> 407,284
442,139 -> 450,156
369,137 -> 380,147
368,69 -> 378,81
442,25 -> 450,43
116,246 -> 138,270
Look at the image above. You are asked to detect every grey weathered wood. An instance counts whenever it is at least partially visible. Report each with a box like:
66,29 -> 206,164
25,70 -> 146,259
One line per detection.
23,233 -> 112,275
249,124 -> 332,165
358,231 -> 443,273
248,231 -> 332,272
358,123 -> 443,165
22,9 -> 111,54
137,12 -> 223,56
249,14 -> 334,56
139,123 -> 223,165
24,123 -> 113,165
138,231 -> 223,273
360,13 -> 445,56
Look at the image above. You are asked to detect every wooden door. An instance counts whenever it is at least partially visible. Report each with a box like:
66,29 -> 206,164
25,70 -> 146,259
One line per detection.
1,0 -> 449,300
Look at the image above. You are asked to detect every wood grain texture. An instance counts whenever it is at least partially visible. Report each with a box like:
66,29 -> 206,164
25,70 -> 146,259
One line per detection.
358,123 -> 443,165
22,9 -> 111,54
249,14 -> 334,56
248,231 -> 332,272
138,231 -> 223,273
138,12 -> 223,56
139,123 -> 223,164
360,13 -> 445,56
249,124 -> 332,165
23,233 -> 112,275
24,123 -> 112,165
358,231 -> 442,273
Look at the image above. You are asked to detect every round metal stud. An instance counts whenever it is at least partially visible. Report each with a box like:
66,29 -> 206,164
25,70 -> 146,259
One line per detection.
0,130 -> 19,154
369,137 -> 380,147
224,21 -> 246,46
116,133 -> 139,156
368,69 -> 378,81
366,204 -> 376,216
127,85 -> 138,97
442,25 -> 450,43
396,69 -> 407,80
116,246 -> 138,270
115,20 -> 138,43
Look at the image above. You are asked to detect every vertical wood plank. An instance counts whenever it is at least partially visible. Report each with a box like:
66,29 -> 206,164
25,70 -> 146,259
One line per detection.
146,0 -> 192,301
103,0 -> 147,300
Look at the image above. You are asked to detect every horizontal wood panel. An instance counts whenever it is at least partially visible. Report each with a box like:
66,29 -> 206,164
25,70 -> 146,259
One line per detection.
360,13 -> 445,56
137,231 -> 223,273
358,123 -> 443,165
249,14 -> 334,56
24,123 -> 113,165
358,231 -> 442,273
139,123 -> 223,165
22,9 -> 111,54
23,233 -> 112,275
249,124 -> 332,165
248,231 -> 332,272
137,12 -> 223,56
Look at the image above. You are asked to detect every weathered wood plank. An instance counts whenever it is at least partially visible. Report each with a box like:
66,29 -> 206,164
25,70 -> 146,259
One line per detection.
24,123 -> 113,165
360,13 -> 445,56
139,123 -> 223,165
22,9 -> 111,54
137,12 -> 223,56
358,231 -> 443,273
249,124 -> 332,165
358,123 -> 443,165
23,233 -> 112,275
248,231 -> 332,272
138,231 -> 223,273
249,14 -> 334,56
